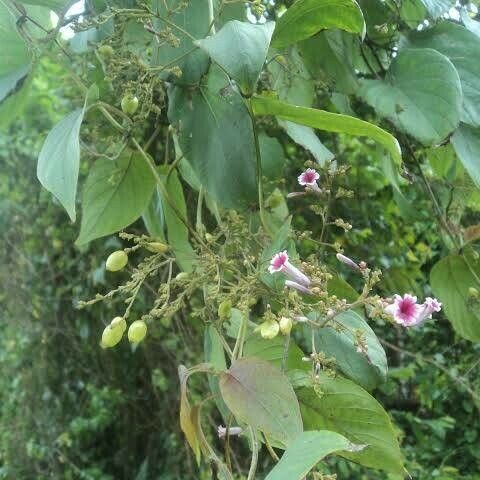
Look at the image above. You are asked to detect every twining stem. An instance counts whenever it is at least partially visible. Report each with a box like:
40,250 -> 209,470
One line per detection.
231,312 -> 248,361
246,98 -> 271,236
247,427 -> 259,480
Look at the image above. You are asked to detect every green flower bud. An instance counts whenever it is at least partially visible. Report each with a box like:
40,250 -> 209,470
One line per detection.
98,45 -> 114,58
146,242 -> 169,253
205,233 -> 214,243
128,320 -> 147,343
218,300 -> 232,319
279,316 -> 293,335
110,316 -> 127,334
121,94 -> 139,115
101,324 -> 123,348
175,272 -> 190,281
468,287 -> 479,298
106,250 -> 128,272
257,320 -> 279,340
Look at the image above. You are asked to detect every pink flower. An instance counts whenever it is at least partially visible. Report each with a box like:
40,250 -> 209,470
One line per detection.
298,168 -> 320,192
385,294 -> 442,327
385,294 -> 421,327
268,251 -> 310,286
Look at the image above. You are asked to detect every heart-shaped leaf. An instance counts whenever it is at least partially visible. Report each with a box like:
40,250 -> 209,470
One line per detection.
358,48 -> 462,145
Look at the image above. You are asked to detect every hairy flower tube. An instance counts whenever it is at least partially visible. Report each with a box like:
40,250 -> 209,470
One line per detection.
268,250 -> 310,287
217,426 -> 243,439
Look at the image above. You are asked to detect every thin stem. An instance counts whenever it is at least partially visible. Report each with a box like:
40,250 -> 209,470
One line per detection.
231,312 -> 247,361
246,98 -> 271,235
247,427 -> 259,480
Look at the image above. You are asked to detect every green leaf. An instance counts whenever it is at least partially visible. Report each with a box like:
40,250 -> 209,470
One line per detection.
430,254 -> 480,342
204,326 -> 230,421
461,10 -> 480,38
259,133 -> 286,180
252,95 -> 402,167
272,0 -> 365,48
406,22 -> 480,127
297,374 -> 404,474
157,168 -> 196,272
265,430 -> 362,480
299,31 -> 358,94
37,108 -> 85,222
76,151 -> 155,244
142,187 -> 166,241
420,0 -> 454,18
19,0 -> 67,11
358,48 -> 462,146
243,333 -> 308,372
168,66 -> 257,209
195,21 -> 275,95
314,310 -> 387,391
219,357 -> 303,448
451,123 -> 480,189
151,0 -> 210,84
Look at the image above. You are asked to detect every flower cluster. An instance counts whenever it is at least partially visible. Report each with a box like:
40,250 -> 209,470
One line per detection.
384,294 -> 442,327
268,250 -> 311,293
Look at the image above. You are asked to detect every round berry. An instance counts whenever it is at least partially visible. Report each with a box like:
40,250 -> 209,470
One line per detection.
106,250 -> 128,272
110,316 -> 127,334
128,320 -> 147,343
121,94 -> 139,115
101,324 -> 123,348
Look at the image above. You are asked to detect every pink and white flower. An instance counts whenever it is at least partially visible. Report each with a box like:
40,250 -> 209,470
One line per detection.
268,250 -> 310,286
384,294 -> 442,327
298,168 -> 320,192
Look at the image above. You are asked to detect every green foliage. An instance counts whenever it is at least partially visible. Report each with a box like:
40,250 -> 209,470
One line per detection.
2,0 -> 480,478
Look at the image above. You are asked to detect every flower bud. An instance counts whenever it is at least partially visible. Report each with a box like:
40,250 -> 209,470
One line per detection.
106,250 -> 128,272
175,272 -> 190,281
101,324 -> 123,348
128,320 -> 147,343
110,316 -> 127,334
121,94 -> 139,115
279,316 -> 293,335
205,233 -> 215,243
218,300 -> 232,319
258,320 -> 279,339
146,242 -> 169,253
98,45 -> 114,58
468,287 -> 479,298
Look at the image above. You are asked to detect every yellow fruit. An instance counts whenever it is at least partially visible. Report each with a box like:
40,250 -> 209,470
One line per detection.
146,242 -> 169,253
128,320 -> 147,343
101,324 -> 123,348
110,316 -> 127,333
279,316 -> 293,335
106,250 -> 128,272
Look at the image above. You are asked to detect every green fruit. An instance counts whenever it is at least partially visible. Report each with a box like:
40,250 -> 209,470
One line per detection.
218,300 -> 232,319
146,242 -> 169,253
128,320 -> 147,343
258,320 -> 279,340
279,316 -> 293,335
175,272 -> 190,281
98,45 -> 114,58
101,324 -> 123,348
110,316 -> 127,334
121,94 -> 139,115
106,250 -> 128,272
468,287 -> 479,298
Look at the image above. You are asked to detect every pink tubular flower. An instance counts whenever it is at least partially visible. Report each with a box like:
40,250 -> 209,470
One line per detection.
268,250 -> 310,286
298,168 -> 320,192
385,294 -> 421,327
385,294 -> 442,327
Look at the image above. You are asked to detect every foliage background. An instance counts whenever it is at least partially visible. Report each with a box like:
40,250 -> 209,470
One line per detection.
1,0 -> 480,479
